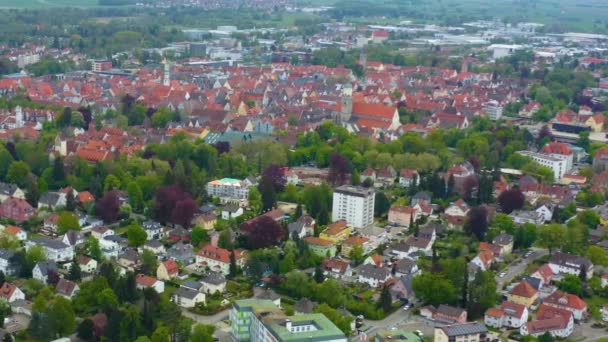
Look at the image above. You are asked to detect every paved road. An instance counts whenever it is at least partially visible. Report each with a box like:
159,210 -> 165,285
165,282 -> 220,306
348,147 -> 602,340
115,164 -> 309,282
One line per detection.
181,307 -> 229,325
496,247 -> 549,289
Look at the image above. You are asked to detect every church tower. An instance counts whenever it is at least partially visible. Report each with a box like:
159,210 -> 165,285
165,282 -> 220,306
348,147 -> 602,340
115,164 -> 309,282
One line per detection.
340,83 -> 353,124
163,58 -> 171,86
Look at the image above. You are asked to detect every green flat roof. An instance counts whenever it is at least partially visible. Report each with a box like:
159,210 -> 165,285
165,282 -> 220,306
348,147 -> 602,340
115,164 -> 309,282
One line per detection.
377,330 -> 423,342
265,313 -> 346,342
233,299 -> 278,312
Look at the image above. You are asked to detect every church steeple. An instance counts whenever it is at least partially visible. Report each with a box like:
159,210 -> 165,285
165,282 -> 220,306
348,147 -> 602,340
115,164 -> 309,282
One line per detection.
340,83 -> 353,124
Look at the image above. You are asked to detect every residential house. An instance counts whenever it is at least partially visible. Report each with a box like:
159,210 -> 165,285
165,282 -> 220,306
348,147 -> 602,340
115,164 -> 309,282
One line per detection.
201,272 -> 227,294
78,255 -> 98,274
548,253 -> 594,279
221,204 -> 244,220
55,278 -> 80,299
0,183 -> 25,202
508,280 -> 538,307
117,249 -> 141,271
421,305 -> 467,323
196,245 -> 244,275
470,248 -> 496,271
0,197 -> 35,222
485,301 -> 529,328
390,274 -> 415,302
32,261 -> 58,284
37,191 -> 66,210
0,249 -> 15,275
322,258 -> 352,279
393,258 -> 419,277
172,287 -> 206,308
319,220 -> 352,244
136,274 -> 165,293
444,199 -> 470,228
403,236 -> 433,255
399,169 -> 419,187
167,242 -> 195,264
535,203 -> 554,223
0,282 -> 24,303
341,236 -> 371,258
543,291 -> 587,320
434,323 -> 487,342
361,168 -> 377,183
357,264 -> 391,287
181,280 -> 203,292
43,213 -> 60,233
510,210 -> 545,225
388,206 -> 416,227
493,234 -> 514,255
26,237 -> 74,263
168,227 -> 191,243
303,237 -> 336,257
2,225 -> 26,241
193,212 -> 217,230
411,192 -> 431,206
375,166 -> 396,187
287,215 -> 315,239
91,226 -> 115,240
531,264 -> 554,288
100,235 -> 127,258
142,240 -> 166,256
142,220 -> 163,240
157,259 -> 180,281
61,230 -> 84,248
521,304 -> 574,338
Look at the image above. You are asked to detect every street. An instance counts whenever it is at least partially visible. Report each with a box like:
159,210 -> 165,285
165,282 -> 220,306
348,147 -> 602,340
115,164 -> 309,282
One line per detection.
496,247 -> 548,289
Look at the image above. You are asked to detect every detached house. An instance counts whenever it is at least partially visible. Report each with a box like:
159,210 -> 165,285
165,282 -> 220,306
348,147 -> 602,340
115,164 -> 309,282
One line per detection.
548,253 -> 594,279
319,220 -> 352,244
357,264 -> 391,287
173,287 -> 206,308
521,304 -> 574,338
388,206 -> 417,227
201,272 -> 227,294
136,274 -> 165,293
2,225 -> 26,241
37,191 -> 66,210
56,278 -> 80,299
543,291 -> 587,320
0,182 -> 25,202
142,220 -> 163,240
322,258 -> 352,279
421,305 -> 467,324
26,237 -> 74,263
0,197 -> 35,222
444,199 -> 470,228
0,249 -> 15,275
196,245 -> 244,275
0,282 -> 25,303
157,259 -> 179,281
485,301 -> 529,329
508,280 -> 538,307
33,261 -> 58,284
399,169 -> 419,187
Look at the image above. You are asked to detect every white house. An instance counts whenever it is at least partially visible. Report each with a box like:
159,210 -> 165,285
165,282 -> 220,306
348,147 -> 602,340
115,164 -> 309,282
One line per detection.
2,225 -> 27,241
26,237 -> 74,263
0,249 -> 15,275
91,226 -> 115,240
485,301 -> 528,328
196,245 -> 244,276
0,282 -> 25,302
136,274 -> 165,293
521,304 -> 574,338
543,291 -> 587,320
399,169 -> 419,187
357,264 -> 391,288
201,272 -> 227,294
535,204 -> 554,223
32,261 -> 58,284
142,221 -> 163,240
548,253 -> 594,279
77,255 -> 98,274
172,287 -> 206,308
509,210 -> 545,225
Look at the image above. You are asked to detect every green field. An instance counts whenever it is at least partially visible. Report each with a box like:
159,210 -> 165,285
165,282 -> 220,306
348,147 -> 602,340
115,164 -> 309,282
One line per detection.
0,0 -> 101,9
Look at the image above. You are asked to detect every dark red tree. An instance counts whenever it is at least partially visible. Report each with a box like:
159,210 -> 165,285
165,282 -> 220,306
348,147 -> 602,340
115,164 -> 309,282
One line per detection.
240,216 -> 285,249
497,188 -> 525,214
213,142 -> 230,155
328,152 -> 350,186
468,156 -> 481,171
153,185 -> 193,225
262,164 -> 286,192
47,269 -> 61,286
538,125 -> 553,142
171,198 -> 198,228
96,190 -> 121,223
78,106 -> 92,129
465,206 -> 489,240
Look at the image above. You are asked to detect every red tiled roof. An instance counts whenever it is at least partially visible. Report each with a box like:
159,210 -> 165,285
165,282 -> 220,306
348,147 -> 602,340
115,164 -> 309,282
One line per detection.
544,291 -> 587,310
0,282 -> 17,300
509,280 -> 537,298
136,274 -> 159,287
303,236 -> 334,246
352,102 -> 397,120
197,245 -> 242,264
323,221 -> 348,236
541,142 -> 572,155
162,260 -> 179,275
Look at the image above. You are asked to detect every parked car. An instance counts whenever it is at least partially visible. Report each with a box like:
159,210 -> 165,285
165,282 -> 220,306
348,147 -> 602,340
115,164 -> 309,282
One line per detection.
499,272 -> 507,278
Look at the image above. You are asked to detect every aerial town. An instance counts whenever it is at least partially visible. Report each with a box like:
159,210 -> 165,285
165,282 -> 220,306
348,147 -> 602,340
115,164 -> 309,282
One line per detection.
1,0 -> 608,341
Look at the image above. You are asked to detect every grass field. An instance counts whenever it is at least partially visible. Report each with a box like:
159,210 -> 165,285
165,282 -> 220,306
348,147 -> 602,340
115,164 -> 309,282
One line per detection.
0,0 -> 101,9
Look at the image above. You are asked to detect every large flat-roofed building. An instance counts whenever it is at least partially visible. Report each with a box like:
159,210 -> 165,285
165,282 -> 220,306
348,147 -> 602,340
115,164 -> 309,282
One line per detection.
230,299 -> 347,342
206,178 -> 250,206
517,151 -> 567,180
332,185 -> 375,228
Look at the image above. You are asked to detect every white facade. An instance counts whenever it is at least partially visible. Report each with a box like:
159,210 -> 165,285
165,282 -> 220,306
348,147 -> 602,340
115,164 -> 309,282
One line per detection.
206,178 -> 250,205
484,100 -> 503,121
332,185 -> 375,228
517,151 -> 568,180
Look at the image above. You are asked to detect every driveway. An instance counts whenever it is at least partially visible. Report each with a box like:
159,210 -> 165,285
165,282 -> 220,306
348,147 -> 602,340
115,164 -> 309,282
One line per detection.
496,248 -> 548,289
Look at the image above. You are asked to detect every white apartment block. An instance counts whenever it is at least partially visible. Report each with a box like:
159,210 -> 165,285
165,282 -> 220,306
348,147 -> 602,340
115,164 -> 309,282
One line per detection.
332,185 -> 375,228
206,178 -> 250,206
484,100 -> 503,121
517,151 -> 567,180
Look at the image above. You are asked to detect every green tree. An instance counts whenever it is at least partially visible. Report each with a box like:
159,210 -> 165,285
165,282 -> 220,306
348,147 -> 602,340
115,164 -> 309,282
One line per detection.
141,249 -> 158,275
380,284 -> 392,312
229,250 -> 238,277
586,245 -> 608,266
98,288 -> 119,313
6,161 -> 30,187
151,325 -> 171,342
467,270 -> 498,319
104,174 -> 121,192
0,148 -> 14,181
127,181 -> 144,212
349,245 -> 365,265
374,191 -> 390,217
189,324 -> 215,342
57,211 -> 80,234
67,260 -> 82,281
191,226 -> 209,247
26,245 -> 46,268
279,251 -> 296,274
127,223 -> 147,247
314,265 -> 325,283
558,274 -> 583,296
314,304 -> 353,336
412,272 -> 458,306
47,296 -> 76,337
85,236 -> 103,261
538,224 -> 567,255
77,318 -> 94,340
